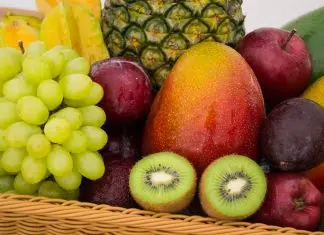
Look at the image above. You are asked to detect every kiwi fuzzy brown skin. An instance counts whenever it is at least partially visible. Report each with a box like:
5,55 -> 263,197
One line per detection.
129,152 -> 197,213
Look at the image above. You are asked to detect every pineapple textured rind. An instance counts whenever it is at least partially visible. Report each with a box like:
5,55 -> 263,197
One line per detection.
101,0 -> 245,89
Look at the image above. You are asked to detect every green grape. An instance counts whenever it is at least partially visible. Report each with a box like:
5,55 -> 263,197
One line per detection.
0,48 -> 22,82
0,81 -> 3,96
0,100 -> 20,128
42,48 -> 65,78
74,151 -> 105,180
0,175 -> 15,193
61,57 -> 90,76
3,76 -> 36,102
79,106 -> 106,127
44,117 -> 72,144
4,48 -> 23,63
37,80 -> 63,111
52,107 -> 82,130
63,188 -> 79,200
60,49 -> 79,63
0,97 -> 8,103
62,130 -> 87,153
38,181 -> 65,199
13,173 -> 41,195
0,129 -> 8,151
59,74 -> 92,100
54,169 -> 82,191
0,153 -> 8,176
63,98 -> 83,108
23,55 -> 52,85
65,82 -> 104,107
81,126 -> 108,152
17,96 -> 49,125
1,148 -> 26,174
47,145 -> 73,177
79,82 -> 104,106
21,156 -> 47,184
27,134 -> 52,159
5,122 -> 41,148
24,41 -> 47,57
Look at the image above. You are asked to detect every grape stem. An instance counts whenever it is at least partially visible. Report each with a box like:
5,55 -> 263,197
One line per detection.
18,40 -> 25,54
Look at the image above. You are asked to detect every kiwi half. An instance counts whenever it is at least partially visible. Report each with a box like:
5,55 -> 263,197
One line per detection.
129,152 -> 197,213
199,154 -> 267,220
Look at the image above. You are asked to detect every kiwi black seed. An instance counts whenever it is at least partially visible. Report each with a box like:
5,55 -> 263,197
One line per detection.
199,154 -> 267,220
129,152 -> 197,213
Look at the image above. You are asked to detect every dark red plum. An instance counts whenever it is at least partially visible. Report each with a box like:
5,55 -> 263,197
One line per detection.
260,98 -> 324,172
90,57 -> 153,125
80,153 -> 136,208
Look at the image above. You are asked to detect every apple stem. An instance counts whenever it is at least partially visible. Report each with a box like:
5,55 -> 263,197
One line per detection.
18,40 -> 25,54
282,29 -> 297,50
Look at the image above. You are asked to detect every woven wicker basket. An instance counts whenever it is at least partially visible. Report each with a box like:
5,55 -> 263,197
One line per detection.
0,7 -> 324,235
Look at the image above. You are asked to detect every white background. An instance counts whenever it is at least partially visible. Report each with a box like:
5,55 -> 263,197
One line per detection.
0,0 -> 323,32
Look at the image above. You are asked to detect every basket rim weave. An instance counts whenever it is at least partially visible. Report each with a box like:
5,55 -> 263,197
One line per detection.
0,193 -> 323,235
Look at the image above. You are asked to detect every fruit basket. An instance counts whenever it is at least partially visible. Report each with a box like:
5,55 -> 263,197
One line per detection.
0,5 -> 324,235
0,192 -> 323,235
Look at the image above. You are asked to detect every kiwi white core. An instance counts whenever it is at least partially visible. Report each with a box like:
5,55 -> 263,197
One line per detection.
225,178 -> 248,195
151,171 -> 174,186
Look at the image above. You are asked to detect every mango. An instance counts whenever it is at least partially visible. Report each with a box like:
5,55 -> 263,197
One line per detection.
36,0 -> 102,20
142,42 -> 266,174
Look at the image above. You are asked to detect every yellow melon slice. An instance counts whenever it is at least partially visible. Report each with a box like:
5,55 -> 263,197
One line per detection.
71,4 -> 109,64
40,1 -> 79,52
40,1 -> 109,64
36,0 -> 102,20
0,17 -> 39,49
35,0 -> 59,15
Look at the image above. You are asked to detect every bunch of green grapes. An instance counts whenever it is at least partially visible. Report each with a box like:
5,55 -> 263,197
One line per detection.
0,41 -> 107,200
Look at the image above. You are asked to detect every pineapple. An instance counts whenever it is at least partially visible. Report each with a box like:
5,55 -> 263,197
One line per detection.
101,0 -> 245,90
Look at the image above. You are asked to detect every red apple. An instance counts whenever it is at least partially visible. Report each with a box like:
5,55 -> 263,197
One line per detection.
237,27 -> 312,108
303,163 -> 324,192
252,173 -> 322,231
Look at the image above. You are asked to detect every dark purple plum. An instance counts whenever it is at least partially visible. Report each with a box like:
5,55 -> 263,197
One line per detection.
260,97 -> 324,172
100,122 -> 144,161
90,57 -> 153,125
80,153 -> 136,208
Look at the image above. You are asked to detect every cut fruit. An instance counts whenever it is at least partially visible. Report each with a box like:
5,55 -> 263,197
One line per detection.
40,1 -> 79,52
39,6 -> 61,49
35,0 -> 59,15
0,14 -> 40,49
3,13 -> 42,29
40,1 -> 109,64
36,0 -> 101,20
129,152 -> 197,213
199,155 -> 267,220
71,4 -> 109,64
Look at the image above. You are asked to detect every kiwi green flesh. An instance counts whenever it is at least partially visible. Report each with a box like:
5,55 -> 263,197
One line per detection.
201,155 -> 267,220
129,152 -> 196,212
